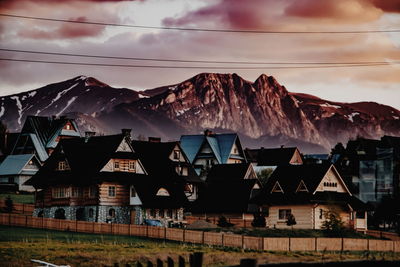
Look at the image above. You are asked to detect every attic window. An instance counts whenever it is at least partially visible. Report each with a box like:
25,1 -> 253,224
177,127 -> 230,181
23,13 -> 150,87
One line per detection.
271,181 -> 283,193
323,182 -> 337,187
65,124 -> 71,130
156,188 -> 170,196
28,160 -> 34,165
296,180 -> 309,192
184,183 -> 194,193
58,161 -> 69,171
173,150 -> 180,160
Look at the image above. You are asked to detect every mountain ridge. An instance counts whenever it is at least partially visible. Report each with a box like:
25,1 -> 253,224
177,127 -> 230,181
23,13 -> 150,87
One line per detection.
1,73 -> 399,153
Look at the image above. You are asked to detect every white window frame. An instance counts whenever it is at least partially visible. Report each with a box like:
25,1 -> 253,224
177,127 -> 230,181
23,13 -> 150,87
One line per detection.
108,186 -> 116,197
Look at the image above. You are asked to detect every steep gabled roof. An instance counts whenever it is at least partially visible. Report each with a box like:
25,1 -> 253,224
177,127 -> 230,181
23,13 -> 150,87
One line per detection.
131,140 -> 199,183
27,134 -> 138,187
0,154 -> 38,176
245,147 -> 301,166
180,132 -> 243,164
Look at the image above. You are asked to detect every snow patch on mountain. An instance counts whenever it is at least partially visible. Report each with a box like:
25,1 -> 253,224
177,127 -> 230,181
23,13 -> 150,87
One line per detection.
320,103 -> 341,109
346,112 -> 360,122
42,83 -> 78,111
56,96 -> 78,117
10,96 -> 23,125
0,104 -> 4,118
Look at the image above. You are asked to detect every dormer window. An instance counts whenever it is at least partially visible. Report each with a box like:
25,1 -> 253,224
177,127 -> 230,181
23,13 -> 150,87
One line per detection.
184,183 -> 194,193
323,182 -> 337,187
65,124 -> 71,130
173,150 -> 180,160
296,180 -> 309,193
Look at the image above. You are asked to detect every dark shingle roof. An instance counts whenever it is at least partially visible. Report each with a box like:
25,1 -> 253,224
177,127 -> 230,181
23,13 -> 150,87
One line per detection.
131,140 -> 200,183
206,163 -> 252,182
245,147 -> 300,166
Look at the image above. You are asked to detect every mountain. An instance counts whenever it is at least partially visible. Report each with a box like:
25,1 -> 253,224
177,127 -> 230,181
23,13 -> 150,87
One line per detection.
1,73 -> 399,153
0,75 -> 149,132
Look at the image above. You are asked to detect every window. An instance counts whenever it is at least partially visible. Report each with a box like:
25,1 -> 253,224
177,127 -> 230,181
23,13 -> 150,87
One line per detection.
8,177 -> 15,183
108,208 -> 115,218
88,208 -> 94,218
58,161 -> 67,170
150,209 -> 156,218
278,209 -> 291,220
52,187 -> 69,198
356,211 -> 365,219
89,186 -> 97,198
28,160 -> 34,165
319,209 -> 323,219
233,148 -> 238,154
167,209 -> 173,218
130,186 -> 136,197
323,181 -> 337,188
159,209 -> 164,218
114,161 -> 120,170
184,183 -> 193,193
156,188 -> 170,196
65,124 -> 71,130
173,150 -> 180,160
71,187 -> 83,198
129,161 -> 135,171
108,186 -> 116,197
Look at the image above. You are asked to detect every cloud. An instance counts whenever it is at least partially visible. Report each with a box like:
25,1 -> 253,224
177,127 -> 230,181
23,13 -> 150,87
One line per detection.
370,0 -> 400,13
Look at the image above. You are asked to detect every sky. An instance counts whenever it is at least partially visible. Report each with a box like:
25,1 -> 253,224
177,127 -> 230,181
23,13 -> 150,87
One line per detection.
0,0 -> 399,109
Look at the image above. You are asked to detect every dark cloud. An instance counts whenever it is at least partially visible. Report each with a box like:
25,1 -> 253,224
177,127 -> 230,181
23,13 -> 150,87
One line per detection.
371,0 -> 400,13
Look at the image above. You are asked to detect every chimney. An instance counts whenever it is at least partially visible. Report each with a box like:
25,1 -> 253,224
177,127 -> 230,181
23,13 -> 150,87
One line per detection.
121,128 -> 131,138
148,137 -> 161,143
204,129 -> 214,136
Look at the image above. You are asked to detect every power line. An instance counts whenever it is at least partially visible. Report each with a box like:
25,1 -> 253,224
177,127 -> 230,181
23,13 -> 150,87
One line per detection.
1,13 -> 399,34
1,48 -> 397,65
0,58 -> 394,69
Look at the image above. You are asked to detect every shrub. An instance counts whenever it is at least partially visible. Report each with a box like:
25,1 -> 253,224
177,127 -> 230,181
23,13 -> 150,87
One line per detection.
286,214 -> 297,229
251,213 -> 266,227
217,216 -> 234,227
321,209 -> 345,234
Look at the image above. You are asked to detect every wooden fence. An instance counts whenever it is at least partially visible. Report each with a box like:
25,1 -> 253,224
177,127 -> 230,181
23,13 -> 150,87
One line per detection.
1,213 -> 400,252
0,199 -> 34,215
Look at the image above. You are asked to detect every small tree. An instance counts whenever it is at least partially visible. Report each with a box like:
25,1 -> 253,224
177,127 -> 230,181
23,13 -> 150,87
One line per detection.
321,209 -> 344,234
252,212 -> 266,227
286,213 -> 297,230
5,196 -> 13,213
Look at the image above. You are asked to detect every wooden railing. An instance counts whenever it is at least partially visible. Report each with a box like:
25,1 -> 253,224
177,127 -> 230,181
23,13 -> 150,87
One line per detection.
0,200 -> 34,214
1,213 -> 400,252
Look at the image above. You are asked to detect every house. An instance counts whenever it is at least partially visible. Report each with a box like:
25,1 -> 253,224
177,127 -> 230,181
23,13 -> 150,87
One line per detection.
180,130 -> 247,176
245,146 -> 303,166
26,130 -> 188,226
0,154 -> 41,192
10,115 -> 81,163
332,136 -> 400,204
189,163 -> 261,220
253,163 -> 369,230
131,138 -> 201,202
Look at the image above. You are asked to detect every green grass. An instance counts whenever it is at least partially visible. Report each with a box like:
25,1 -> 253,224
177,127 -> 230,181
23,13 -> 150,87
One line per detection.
0,193 -> 34,204
0,225 -> 399,267
194,227 -> 379,239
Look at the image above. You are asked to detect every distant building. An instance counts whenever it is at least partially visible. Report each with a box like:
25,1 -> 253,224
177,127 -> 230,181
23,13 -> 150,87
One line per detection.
254,163 -> 369,230
332,136 -> 400,204
180,130 -> 246,176
10,115 -> 81,162
0,154 -> 41,192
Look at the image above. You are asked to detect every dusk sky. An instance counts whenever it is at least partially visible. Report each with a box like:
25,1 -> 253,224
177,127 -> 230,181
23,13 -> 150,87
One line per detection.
0,0 -> 399,109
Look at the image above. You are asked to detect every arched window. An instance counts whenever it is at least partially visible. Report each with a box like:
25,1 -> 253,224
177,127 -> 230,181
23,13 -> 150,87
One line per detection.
76,208 -> 85,221
109,208 -> 115,218
37,210 -> 44,218
156,188 -> 170,196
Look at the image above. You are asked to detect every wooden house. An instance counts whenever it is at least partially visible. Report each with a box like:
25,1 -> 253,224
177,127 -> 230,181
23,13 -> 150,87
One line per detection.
180,130 -> 246,176
0,154 -> 41,192
26,131 -> 188,225
190,163 -> 261,220
253,163 -> 369,230
131,138 -> 201,202
10,115 -> 81,163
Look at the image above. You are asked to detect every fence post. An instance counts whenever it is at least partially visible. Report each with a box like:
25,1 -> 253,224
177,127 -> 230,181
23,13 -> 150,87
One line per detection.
183,229 -> 186,242
222,233 -> 224,246
242,235 -> 245,249
92,221 -> 95,233
146,225 -> 149,237
25,215 -> 28,227
341,238 -> 344,251
76,219 -> 78,232
202,231 -> 205,244
315,237 -> 317,251
288,237 -> 291,251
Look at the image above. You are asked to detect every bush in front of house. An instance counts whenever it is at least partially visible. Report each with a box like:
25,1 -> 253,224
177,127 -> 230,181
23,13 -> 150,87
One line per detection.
217,216 -> 234,227
251,213 -> 266,227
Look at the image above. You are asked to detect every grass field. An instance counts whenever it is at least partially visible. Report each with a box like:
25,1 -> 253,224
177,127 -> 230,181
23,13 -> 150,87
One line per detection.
0,193 -> 34,204
0,226 -> 399,267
